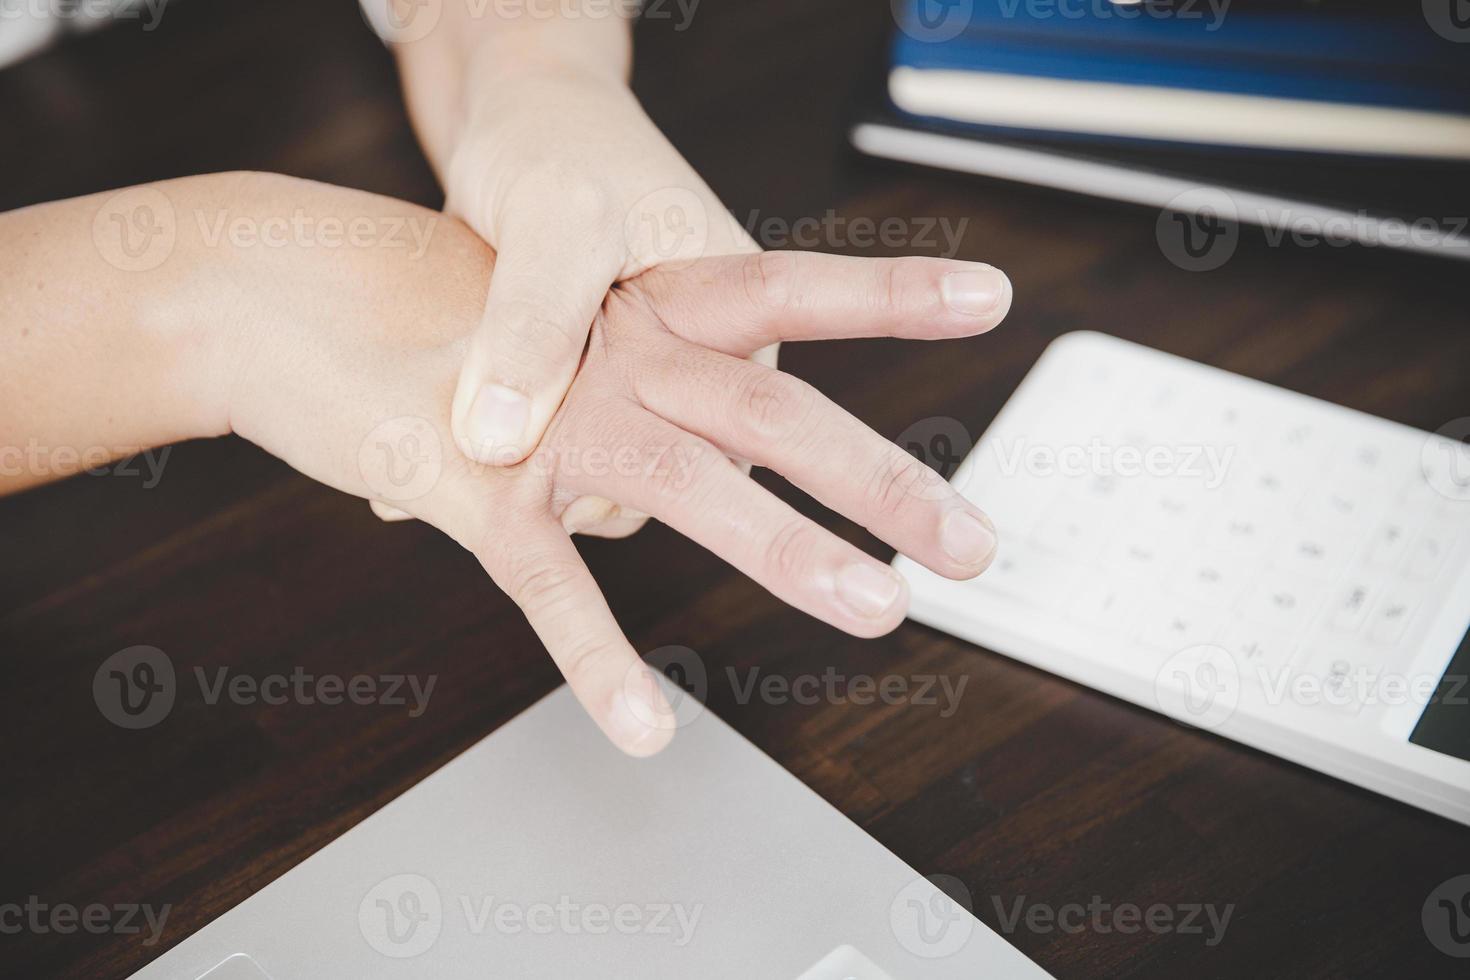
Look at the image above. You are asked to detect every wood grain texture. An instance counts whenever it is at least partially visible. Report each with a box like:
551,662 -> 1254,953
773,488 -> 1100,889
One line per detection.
1,1 -> 1467,977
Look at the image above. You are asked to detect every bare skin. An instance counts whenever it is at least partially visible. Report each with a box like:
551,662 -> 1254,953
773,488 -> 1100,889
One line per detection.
377,0 -> 1011,472
2,171 -> 1009,754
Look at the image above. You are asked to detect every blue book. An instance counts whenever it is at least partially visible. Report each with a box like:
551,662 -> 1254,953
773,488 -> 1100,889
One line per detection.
889,0 -> 1470,156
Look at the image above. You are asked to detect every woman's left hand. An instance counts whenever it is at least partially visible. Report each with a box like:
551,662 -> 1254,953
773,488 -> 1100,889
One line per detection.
388,6 -> 764,473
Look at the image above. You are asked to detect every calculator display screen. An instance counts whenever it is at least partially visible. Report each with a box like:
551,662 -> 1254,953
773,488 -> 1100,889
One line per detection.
1409,626 -> 1470,764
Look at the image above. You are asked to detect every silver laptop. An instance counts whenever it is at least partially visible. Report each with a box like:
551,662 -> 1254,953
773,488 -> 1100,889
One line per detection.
128,683 -> 1052,979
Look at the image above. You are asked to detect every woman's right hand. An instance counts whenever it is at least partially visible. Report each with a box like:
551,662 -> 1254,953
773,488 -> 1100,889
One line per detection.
238,209 -> 1009,757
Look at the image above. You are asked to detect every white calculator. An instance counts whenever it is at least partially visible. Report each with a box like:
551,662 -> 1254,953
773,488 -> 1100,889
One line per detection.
896,331 -> 1470,825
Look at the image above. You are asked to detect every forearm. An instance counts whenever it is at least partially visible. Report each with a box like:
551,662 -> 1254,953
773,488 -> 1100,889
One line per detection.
0,172 -> 490,497
389,0 -> 635,174
0,178 -> 236,494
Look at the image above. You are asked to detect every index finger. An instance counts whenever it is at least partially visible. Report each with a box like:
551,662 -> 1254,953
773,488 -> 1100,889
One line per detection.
634,252 -> 1012,357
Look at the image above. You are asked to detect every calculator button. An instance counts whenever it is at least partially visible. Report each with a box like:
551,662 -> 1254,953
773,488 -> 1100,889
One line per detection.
1069,576 -> 1144,634
1145,484 -> 1201,529
1221,621 -> 1296,685
1295,646 -> 1375,716
1297,486 -> 1374,532
1398,472 -> 1441,510
1349,441 -> 1385,472
978,546 -> 1077,604
1169,555 -> 1246,606
1234,464 -> 1303,513
1365,520 -> 1413,568
1275,532 -> 1342,581
1100,537 -> 1174,577
1137,604 -> 1226,652
1326,582 -> 1375,633
1239,574 -> 1321,630
1367,593 -> 1417,646
1405,531 -> 1453,582
1202,515 -> 1273,557
1031,503 -> 1109,562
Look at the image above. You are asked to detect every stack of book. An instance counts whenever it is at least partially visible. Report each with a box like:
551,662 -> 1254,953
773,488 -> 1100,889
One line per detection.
852,0 -> 1470,259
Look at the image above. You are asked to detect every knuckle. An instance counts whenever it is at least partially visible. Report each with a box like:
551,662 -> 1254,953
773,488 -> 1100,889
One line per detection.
560,636 -> 617,689
563,176 -> 614,216
504,555 -> 583,612
495,305 -> 588,366
505,171 -> 625,251
741,250 -> 800,312
873,256 -> 922,311
550,171 -> 621,229
642,436 -> 714,502
863,450 -> 933,521
766,519 -> 821,582
589,290 -> 646,353
735,369 -> 817,443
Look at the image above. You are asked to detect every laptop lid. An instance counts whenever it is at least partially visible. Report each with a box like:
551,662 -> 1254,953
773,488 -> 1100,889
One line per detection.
127,683 -> 1051,979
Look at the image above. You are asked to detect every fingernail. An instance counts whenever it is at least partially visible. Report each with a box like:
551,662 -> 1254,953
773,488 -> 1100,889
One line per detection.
941,266 -> 1010,316
835,563 -> 903,619
465,383 -> 529,460
607,674 -> 675,757
942,509 -> 997,566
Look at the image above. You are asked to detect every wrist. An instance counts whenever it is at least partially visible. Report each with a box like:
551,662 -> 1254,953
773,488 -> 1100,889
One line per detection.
393,6 -> 631,172
470,31 -> 629,86
454,43 -> 634,143
439,67 -> 646,220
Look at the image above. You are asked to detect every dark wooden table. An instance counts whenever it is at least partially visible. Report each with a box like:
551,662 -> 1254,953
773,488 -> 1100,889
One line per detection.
2,1 -> 1467,977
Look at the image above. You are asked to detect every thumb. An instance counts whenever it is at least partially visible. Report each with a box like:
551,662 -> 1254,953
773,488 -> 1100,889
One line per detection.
451,237 -> 621,465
